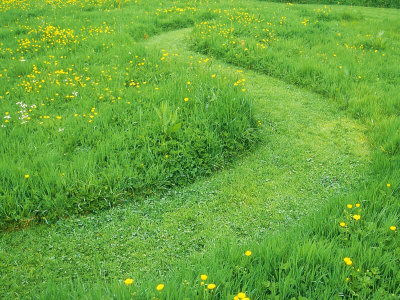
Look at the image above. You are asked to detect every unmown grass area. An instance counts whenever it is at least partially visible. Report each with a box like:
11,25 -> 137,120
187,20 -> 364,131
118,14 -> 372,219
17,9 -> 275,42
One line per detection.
0,0 -> 257,228
260,0 -> 400,9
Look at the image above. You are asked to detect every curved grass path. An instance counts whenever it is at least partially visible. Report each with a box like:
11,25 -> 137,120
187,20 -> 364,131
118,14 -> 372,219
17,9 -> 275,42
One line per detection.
0,28 -> 370,298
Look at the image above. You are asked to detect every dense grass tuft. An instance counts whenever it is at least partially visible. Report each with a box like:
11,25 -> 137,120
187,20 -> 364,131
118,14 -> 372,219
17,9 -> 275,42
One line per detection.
259,0 -> 400,9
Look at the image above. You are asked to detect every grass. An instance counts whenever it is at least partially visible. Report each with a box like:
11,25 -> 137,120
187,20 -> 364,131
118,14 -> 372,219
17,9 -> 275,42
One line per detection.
0,0 -> 257,228
1,28 -> 369,298
1,0 -> 400,299
259,0 -> 400,9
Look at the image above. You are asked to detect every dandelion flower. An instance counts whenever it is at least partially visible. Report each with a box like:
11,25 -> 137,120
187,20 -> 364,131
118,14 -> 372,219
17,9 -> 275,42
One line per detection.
355,203 -> 360,208
347,204 -> 353,209
390,226 -> 396,231
245,250 -> 252,256
339,222 -> 346,227
387,183 -> 391,187
184,97 -> 189,102
343,257 -> 353,265
156,284 -> 164,291
353,215 -> 360,221
237,292 -> 246,299
124,278 -> 133,285
207,284 -> 216,290
201,274 -> 207,281
24,174 -> 29,179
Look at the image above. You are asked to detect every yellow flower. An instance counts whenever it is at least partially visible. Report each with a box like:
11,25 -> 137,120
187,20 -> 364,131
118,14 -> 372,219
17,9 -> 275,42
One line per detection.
234,297 -> 239,300
207,284 -> 216,290
24,174 -> 29,179
184,97 -> 189,102
56,116 -> 62,119
347,204 -> 353,209
390,226 -> 396,231
245,250 -> 252,256
344,257 -> 353,265
387,183 -> 391,187
355,203 -> 360,208
156,284 -> 164,291
212,74 -> 216,78
353,215 -> 360,221
201,274 -> 207,281
237,292 -> 246,299
339,222 -> 346,227
124,278 -> 133,285
345,277 -> 350,282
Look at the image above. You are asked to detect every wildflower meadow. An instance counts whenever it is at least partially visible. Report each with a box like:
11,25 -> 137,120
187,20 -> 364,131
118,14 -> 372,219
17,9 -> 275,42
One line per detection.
1,0 -> 399,299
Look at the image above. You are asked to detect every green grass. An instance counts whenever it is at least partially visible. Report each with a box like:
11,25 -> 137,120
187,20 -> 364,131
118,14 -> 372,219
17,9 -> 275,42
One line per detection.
0,0 -> 257,227
260,0 -> 400,9
0,28 -> 370,298
1,0 -> 400,299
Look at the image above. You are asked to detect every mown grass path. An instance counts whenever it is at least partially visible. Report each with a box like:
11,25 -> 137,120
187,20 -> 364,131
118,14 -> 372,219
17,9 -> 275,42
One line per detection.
0,28 -> 370,297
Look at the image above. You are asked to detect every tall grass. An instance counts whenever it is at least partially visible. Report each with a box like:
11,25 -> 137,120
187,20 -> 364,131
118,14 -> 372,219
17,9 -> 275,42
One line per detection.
0,0 -> 257,228
259,0 -> 400,9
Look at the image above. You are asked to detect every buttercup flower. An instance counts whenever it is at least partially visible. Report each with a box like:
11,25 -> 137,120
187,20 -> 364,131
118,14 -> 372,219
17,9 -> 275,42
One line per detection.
344,257 -> 353,265
207,283 -> 216,290
124,278 -> 133,285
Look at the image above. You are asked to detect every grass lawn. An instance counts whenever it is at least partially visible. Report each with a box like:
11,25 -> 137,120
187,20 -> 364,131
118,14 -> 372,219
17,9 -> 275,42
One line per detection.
1,0 -> 399,299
